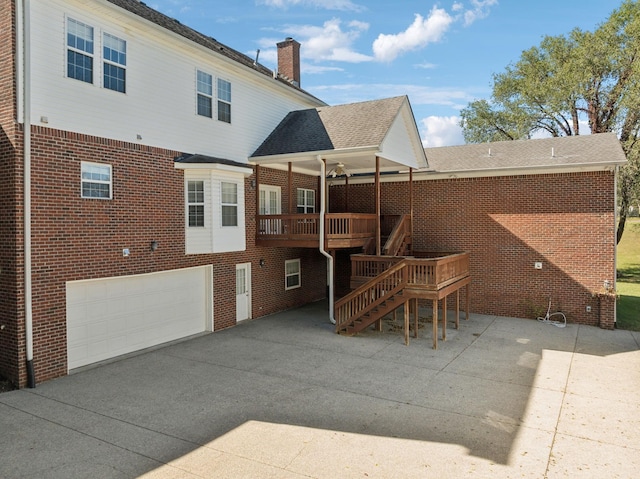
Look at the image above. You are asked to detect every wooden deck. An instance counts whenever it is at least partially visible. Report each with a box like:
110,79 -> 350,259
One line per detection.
256,213 -> 377,248
337,252 -> 471,349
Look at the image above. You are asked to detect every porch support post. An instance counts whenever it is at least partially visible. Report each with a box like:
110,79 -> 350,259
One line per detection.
409,167 -> 413,255
375,156 -> 381,256
345,174 -> 349,212
288,162 -> 293,214
255,165 -> 260,241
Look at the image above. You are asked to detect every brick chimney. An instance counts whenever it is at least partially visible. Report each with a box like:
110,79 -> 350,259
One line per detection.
277,37 -> 301,87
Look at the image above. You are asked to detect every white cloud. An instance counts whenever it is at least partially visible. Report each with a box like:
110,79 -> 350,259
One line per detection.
308,83 -> 474,109
282,18 -> 374,63
414,62 -> 437,69
462,0 -> 498,26
372,8 -> 454,62
421,116 -> 465,147
257,0 -> 365,12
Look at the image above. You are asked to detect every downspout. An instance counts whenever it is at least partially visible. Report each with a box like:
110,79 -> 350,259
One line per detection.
21,0 -> 36,387
316,156 -> 335,324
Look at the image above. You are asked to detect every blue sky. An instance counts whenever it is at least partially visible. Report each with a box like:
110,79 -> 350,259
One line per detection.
147,0 -> 620,147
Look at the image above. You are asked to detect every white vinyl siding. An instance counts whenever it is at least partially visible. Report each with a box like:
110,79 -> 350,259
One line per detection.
27,2 -> 322,162
185,170 -> 246,254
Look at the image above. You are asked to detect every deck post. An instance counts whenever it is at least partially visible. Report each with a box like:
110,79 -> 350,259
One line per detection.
409,168 -> 413,255
288,162 -> 293,214
413,298 -> 418,338
466,283 -> 470,320
255,165 -> 260,241
404,300 -> 409,346
442,296 -> 447,341
375,156 -> 381,256
432,298 -> 438,349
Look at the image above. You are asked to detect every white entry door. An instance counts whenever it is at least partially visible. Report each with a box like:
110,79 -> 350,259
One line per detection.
236,263 -> 251,322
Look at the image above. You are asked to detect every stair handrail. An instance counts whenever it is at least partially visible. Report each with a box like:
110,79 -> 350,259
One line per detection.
335,259 -> 407,331
382,214 -> 411,256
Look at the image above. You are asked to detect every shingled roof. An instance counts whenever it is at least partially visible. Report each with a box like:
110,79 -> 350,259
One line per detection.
105,0 -> 319,99
424,133 -> 627,174
251,96 -> 407,157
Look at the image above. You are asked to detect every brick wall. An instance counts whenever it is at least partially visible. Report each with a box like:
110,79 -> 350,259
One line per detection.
0,0 -> 23,387
330,172 -> 617,326
9,126 -> 326,386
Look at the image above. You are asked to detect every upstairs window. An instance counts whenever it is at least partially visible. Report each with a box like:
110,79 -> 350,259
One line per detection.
221,182 -> 238,226
196,70 -> 213,118
81,162 -> 111,199
67,18 -> 94,84
103,33 -> 126,93
187,181 -> 205,227
217,79 -> 231,123
297,188 -> 315,213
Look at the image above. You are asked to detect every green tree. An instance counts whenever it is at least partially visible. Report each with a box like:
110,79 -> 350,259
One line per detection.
460,0 -> 640,243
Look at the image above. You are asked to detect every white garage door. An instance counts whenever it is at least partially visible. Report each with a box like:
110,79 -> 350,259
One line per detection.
66,266 -> 213,370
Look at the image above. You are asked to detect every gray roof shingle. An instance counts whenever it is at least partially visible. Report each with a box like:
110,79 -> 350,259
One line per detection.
424,133 -> 627,172
251,96 -> 406,157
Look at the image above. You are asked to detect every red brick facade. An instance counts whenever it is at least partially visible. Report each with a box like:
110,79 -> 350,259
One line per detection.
1,125 -> 327,387
330,172 -> 617,326
0,0 -> 24,389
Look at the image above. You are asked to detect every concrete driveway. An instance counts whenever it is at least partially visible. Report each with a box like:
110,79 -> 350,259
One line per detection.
1,300 -> 639,478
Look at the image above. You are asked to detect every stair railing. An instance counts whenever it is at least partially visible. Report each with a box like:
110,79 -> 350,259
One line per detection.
335,259 -> 407,332
382,214 -> 411,256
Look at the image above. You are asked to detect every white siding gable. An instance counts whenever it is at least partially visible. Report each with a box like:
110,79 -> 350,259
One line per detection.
27,0 -> 323,164
379,105 -> 428,170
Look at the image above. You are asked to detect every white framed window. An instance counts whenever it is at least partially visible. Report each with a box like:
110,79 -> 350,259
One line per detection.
187,180 -> 205,227
103,32 -> 126,93
297,188 -> 315,213
67,18 -> 94,84
221,182 -> 238,227
285,259 -> 301,290
217,78 -> 231,123
81,162 -> 112,199
196,70 -> 213,118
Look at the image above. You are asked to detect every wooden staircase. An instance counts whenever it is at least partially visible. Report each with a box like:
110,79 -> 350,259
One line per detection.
335,252 -> 472,349
335,260 -> 407,335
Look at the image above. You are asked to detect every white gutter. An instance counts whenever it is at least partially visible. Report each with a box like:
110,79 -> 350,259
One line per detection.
21,0 -> 35,387
316,156 -> 335,324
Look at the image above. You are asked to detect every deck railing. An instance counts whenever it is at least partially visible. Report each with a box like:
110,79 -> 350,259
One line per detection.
350,252 -> 470,290
256,213 -> 377,242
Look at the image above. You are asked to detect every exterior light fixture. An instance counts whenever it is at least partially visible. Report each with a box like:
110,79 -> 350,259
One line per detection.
259,258 -> 265,267
150,240 -> 159,252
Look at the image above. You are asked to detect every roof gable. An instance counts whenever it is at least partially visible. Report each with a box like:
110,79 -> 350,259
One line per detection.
251,96 -> 428,174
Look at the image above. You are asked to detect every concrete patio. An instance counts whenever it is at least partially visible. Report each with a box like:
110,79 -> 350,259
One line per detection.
1,300 -> 639,478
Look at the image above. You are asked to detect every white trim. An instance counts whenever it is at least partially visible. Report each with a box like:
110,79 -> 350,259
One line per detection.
174,162 -> 253,176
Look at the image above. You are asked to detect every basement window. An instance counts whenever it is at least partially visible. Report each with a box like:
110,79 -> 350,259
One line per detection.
285,259 -> 301,290
81,161 -> 112,199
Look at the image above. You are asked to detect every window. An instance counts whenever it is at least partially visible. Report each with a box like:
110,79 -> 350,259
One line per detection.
297,188 -> 315,213
217,78 -> 231,123
196,70 -> 213,118
285,259 -> 301,290
67,18 -> 94,83
221,182 -> 238,226
103,33 -> 126,93
81,162 -> 111,199
187,181 -> 205,227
